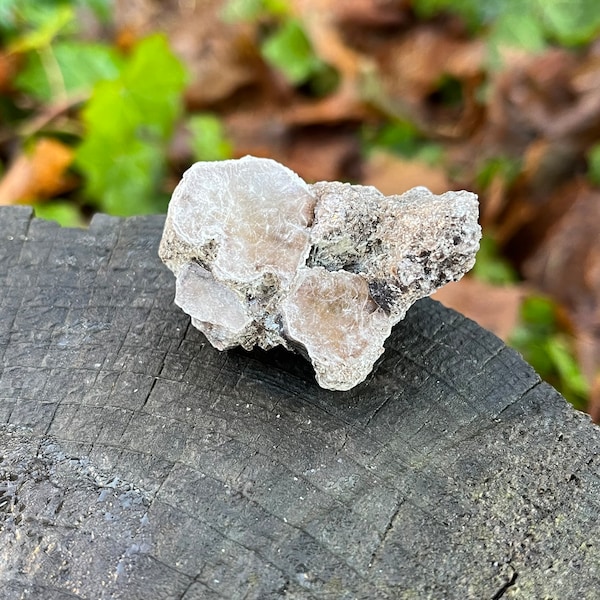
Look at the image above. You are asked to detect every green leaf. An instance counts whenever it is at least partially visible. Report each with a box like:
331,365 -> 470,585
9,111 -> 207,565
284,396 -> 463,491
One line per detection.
475,156 -> 521,190
15,41 -> 122,103
362,120 -> 444,165
472,235 -> 518,285
509,294 -> 589,410
520,295 -> 555,330
490,12 -> 546,53
545,336 -> 590,401
88,140 -> 167,216
188,114 -> 233,162
412,0 -> 493,30
121,36 -> 187,137
221,0 -> 289,22
0,0 -> 110,37
364,120 -> 420,155
8,4 -> 74,52
261,19 -> 322,85
415,144 -> 444,165
414,0 -> 600,61
75,34 -> 187,216
33,200 -> 85,227
539,0 -> 600,46
587,144 -> 600,187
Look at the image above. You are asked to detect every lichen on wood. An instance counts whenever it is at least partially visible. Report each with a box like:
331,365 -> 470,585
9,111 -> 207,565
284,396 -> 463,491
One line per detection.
159,156 -> 481,390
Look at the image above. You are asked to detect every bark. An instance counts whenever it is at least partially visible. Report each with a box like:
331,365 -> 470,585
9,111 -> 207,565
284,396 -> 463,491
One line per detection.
0,206 -> 599,599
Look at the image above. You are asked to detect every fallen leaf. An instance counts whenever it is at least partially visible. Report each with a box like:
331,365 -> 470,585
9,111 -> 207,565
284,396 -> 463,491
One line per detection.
330,0 -> 412,28
589,374 -> 600,424
496,171 -> 582,251
479,170 -> 508,228
575,328 -> 600,392
372,23 -> 485,136
523,186 -> 600,311
115,0 -> 265,108
362,150 -> 450,196
523,186 -> 600,397
224,107 -> 288,160
432,278 -> 525,341
281,90 -> 370,126
285,125 -> 361,182
476,45 -> 600,188
291,0 -> 369,83
0,138 -> 76,206
0,52 -> 20,92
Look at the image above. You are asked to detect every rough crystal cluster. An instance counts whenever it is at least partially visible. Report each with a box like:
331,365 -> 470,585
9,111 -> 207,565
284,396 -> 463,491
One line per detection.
159,156 -> 481,390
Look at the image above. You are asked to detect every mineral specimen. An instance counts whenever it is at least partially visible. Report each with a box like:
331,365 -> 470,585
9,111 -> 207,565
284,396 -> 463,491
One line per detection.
159,156 -> 481,390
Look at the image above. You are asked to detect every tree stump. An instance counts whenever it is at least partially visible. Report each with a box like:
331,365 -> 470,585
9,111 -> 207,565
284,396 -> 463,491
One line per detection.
1,206 -> 599,599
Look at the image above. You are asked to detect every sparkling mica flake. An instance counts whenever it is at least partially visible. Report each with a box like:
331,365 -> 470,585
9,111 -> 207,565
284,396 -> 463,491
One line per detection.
159,156 -> 481,390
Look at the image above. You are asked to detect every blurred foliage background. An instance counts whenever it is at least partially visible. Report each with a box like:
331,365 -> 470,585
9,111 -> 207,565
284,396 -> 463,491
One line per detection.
1,0 -> 600,417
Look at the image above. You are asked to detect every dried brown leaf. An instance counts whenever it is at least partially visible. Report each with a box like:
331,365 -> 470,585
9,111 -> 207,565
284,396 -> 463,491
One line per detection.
0,138 -> 76,206
362,151 -> 450,196
291,0 -> 369,82
372,24 -> 485,136
0,52 -> 20,92
285,127 -> 361,182
115,0 -> 264,107
496,167 -> 583,251
432,278 -> 525,341
483,46 -> 600,163
523,187 -> 600,309
523,186 -> 600,398
589,374 -> 600,424
330,0 -> 411,28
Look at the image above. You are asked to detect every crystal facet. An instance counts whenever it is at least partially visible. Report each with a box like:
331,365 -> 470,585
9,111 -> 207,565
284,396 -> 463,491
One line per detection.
160,156 -> 481,390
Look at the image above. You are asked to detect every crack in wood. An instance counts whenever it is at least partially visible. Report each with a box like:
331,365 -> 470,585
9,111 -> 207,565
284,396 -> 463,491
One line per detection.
491,570 -> 518,600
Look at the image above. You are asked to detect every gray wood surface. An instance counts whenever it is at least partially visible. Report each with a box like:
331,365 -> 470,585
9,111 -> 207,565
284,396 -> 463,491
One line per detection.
1,206 -> 599,599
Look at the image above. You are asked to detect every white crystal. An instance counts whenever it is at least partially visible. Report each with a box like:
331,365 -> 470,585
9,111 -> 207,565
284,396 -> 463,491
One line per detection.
165,157 -> 315,284
159,156 -> 481,390
175,263 -> 251,350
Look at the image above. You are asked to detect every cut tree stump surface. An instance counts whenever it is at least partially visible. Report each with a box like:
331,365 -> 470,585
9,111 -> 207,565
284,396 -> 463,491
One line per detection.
1,206 -> 599,600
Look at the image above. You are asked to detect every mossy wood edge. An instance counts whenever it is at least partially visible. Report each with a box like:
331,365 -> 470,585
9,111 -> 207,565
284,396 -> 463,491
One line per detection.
1,206 -> 599,599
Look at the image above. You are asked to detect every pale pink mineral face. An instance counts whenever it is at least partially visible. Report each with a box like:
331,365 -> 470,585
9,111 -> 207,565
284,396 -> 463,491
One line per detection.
159,156 -> 481,390
169,157 -> 315,284
175,263 -> 251,350
281,268 -> 391,390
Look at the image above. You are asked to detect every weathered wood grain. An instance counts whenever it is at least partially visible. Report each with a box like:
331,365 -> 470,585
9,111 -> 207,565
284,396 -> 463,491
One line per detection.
0,206 -> 599,599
